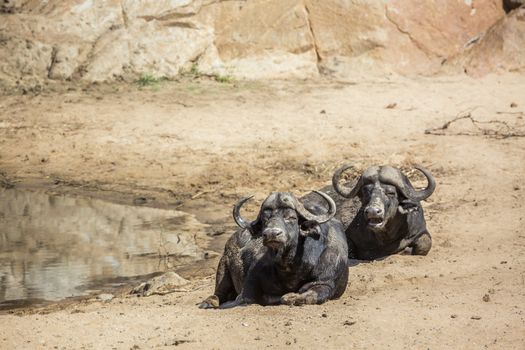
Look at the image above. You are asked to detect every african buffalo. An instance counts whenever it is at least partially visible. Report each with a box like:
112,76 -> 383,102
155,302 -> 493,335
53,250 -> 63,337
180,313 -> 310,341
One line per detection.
199,191 -> 348,308
332,164 -> 436,260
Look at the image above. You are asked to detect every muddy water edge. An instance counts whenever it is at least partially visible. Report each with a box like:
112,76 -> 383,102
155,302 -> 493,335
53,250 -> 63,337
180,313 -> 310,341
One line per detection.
0,180 -> 232,312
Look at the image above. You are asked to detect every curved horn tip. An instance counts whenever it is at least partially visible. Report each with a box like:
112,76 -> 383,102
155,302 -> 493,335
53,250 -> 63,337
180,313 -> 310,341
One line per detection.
333,164 -> 354,177
411,166 -> 436,200
232,195 -> 254,229
332,163 -> 359,198
292,191 -> 335,224
340,163 -> 354,171
413,165 -> 435,182
233,195 -> 254,207
313,190 -> 337,221
414,165 -> 432,175
313,189 -> 336,202
312,189 -> 331,199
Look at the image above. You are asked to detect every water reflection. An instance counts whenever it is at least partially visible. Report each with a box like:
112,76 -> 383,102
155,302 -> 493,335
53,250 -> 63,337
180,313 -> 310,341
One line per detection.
0,188 -> 207,309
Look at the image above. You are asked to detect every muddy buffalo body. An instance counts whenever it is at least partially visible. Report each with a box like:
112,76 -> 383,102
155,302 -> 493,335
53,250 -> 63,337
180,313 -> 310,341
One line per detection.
199,191 -> 348,309
331,164 -> 436,260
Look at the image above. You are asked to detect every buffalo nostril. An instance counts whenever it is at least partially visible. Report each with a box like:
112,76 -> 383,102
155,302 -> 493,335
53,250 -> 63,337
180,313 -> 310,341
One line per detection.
365,207 -> 383,217
263,229 -> 283,239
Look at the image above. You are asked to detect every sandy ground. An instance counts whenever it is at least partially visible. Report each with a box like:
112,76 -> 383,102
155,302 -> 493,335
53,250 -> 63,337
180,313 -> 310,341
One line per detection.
0,74 -> 524,349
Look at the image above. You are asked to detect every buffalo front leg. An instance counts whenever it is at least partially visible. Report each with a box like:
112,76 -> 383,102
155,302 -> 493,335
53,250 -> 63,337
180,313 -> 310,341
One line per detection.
218,294 -> 254,309
218,264 -> 263,309
411,232 -> 432,256
198,255 -> 235,309
218,287 -> 259,309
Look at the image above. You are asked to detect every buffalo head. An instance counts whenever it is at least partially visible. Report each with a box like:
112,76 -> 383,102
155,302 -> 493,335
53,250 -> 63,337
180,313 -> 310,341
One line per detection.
332,165 -> 435,231
232,191 -> 336,251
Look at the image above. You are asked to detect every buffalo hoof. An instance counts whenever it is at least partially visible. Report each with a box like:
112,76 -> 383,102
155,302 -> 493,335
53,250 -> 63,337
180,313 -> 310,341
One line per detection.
218,298 -> 251,309
281,290 -> 320,306
281,292 -> 305,306
411,232 -> 432,256
198,295 -> 219,309
281,292 -> 315,306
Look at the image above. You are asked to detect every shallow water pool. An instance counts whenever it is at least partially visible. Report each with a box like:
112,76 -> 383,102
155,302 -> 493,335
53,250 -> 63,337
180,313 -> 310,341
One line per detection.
0,188 -> 208,310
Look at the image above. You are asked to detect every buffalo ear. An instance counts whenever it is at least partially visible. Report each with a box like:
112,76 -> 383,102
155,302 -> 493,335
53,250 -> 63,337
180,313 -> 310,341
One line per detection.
300,220 -> 321,240
398,199 -> 419,214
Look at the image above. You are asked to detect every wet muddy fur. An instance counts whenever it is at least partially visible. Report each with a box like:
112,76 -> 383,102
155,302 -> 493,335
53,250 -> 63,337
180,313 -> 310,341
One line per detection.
332,164 -> 436,260
200,192 -> 348,309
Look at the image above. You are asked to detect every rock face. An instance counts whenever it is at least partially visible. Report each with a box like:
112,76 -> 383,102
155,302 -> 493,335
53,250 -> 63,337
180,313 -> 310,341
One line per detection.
0,0 -> 514,85
446,7 -> 525,76
303,0 -> 504,77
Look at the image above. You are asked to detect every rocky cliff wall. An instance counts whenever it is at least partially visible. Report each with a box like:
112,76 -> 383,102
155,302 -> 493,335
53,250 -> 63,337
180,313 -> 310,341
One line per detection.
0,0 -> 517,86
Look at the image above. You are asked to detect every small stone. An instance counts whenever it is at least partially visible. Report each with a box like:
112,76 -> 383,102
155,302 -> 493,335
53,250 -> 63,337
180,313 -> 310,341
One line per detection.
471,315 -> 482,320
242,322 -> 249,327
286,341 -> 292,345
450,314 -> 458,319
482,294 -> 490,302
203,250 -> 220,259
70,309 -> 85,314
488,288 -> 495,294
133,197 -> 148,205
284,321 -> 292,326
385,102 -> 397,109
343,320 -> 356,326
320,110 -> 326,114
97,293 -> 114,302
321,313 -> 328,318
510,102 -> 517,108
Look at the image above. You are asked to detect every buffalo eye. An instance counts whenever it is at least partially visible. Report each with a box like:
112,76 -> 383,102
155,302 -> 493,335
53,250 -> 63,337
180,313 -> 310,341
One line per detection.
385,189 -> 396,197
262,209 -> 272,219
383,185 -> 397,198
283,209 -> 297,222
361,185 -> 373,197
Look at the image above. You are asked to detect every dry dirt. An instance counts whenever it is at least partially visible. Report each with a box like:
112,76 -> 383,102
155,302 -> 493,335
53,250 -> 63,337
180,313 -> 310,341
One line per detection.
0,74 -> 524,349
